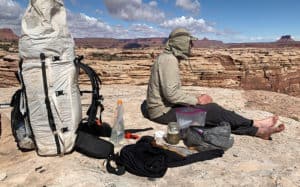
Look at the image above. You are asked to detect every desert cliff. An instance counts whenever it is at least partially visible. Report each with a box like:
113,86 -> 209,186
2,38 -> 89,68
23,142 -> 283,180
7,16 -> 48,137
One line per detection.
1,44 -> 300,97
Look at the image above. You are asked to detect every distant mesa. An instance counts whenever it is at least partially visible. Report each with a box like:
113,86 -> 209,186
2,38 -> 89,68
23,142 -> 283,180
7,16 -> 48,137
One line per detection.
193,37 -> 224,48
75,37 -> 225,49
1,27 -> 299,48
277,35 -> 295,42
0,28 -> 18,41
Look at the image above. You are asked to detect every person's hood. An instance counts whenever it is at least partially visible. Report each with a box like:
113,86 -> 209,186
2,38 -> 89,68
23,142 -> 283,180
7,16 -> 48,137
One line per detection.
164,28 -> 197,60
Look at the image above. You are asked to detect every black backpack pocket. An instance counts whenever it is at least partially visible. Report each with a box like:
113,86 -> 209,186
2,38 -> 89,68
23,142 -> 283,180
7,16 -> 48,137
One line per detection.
10,89 -> 35,151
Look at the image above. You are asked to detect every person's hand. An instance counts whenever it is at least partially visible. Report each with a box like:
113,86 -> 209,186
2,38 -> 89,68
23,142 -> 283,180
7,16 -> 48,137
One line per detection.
197,94 -> 213,105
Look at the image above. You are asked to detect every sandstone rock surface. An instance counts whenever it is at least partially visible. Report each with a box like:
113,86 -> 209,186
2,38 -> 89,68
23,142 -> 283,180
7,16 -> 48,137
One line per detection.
0,85 -> 299,187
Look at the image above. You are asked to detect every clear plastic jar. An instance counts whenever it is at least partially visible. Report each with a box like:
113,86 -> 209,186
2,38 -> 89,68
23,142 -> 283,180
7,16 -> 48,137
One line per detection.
167,122 -> 180,145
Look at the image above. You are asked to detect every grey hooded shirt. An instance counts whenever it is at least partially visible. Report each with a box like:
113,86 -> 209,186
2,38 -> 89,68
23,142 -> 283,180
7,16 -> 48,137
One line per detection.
146,51 -> 198,119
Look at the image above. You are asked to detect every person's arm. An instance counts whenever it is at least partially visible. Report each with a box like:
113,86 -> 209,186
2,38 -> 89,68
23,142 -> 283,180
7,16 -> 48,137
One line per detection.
158,58 -> 198,105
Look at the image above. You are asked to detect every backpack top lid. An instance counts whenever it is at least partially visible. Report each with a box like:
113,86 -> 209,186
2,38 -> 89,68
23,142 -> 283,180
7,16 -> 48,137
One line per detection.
19,0 -> 75,59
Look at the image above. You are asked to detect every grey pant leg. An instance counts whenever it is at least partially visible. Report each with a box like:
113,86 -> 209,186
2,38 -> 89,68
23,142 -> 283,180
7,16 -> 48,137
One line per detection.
152,108 -> 177,124
152,103 -> 258,136
195,103 -> 258,136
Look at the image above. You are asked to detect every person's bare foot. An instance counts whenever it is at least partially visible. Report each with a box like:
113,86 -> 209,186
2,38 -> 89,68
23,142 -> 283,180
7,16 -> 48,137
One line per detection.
254,115 -> 279,128
255,124 -> 285,140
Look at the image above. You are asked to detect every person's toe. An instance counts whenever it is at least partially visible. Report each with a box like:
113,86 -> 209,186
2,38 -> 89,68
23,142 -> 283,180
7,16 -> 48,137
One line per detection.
272,115 -> 279,125
276,124 -> 285,132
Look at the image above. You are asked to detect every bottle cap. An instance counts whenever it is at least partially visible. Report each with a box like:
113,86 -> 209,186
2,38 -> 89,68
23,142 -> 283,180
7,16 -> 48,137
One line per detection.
117,99 -> 123,105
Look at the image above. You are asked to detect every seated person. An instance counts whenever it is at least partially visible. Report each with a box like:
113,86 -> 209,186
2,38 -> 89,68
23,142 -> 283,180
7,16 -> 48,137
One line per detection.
143,27 -> 285,140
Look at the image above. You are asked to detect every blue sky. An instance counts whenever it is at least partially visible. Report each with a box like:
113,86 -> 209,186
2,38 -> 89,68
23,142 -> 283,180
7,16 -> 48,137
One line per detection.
1,0 -> 300,42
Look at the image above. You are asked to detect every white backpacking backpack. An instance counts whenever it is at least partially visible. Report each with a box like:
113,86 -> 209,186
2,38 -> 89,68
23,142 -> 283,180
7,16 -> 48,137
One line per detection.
17,0 -> 82,156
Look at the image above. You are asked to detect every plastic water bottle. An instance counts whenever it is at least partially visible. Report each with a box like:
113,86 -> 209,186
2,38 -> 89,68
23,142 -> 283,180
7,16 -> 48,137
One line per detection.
110,99 -> 125,145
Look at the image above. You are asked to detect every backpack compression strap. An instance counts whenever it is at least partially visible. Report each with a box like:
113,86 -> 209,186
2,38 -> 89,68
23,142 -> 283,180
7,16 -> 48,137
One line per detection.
74,56 -> 104,126
40,53 -> 61,155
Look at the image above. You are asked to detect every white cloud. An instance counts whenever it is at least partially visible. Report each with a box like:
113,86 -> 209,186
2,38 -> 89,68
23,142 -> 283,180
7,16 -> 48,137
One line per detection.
0,0 -> 166,39
0,0 -> 22,19
149,1 -> 157,7
103,0 -> 165,22
0,0 -> 24,35
289,35 -> 300,41
175,0 -> 200,14
67,11 -> 167,38
129,23 -> 166,38
67,11 -> 117,38
160,16 -> 216,35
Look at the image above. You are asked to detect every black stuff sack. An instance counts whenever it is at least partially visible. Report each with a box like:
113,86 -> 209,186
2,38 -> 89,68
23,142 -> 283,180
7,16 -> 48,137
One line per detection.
10,89 -> 35,151
107,136 -> 167,178
75,130 -> 114,159
106,136 -> 224,178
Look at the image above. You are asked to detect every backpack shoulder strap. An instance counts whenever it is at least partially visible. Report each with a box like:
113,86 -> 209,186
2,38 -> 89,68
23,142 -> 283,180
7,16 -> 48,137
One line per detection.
74,56 -> 104,126
166,149 -> 224,168
106,153 -> 126,175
